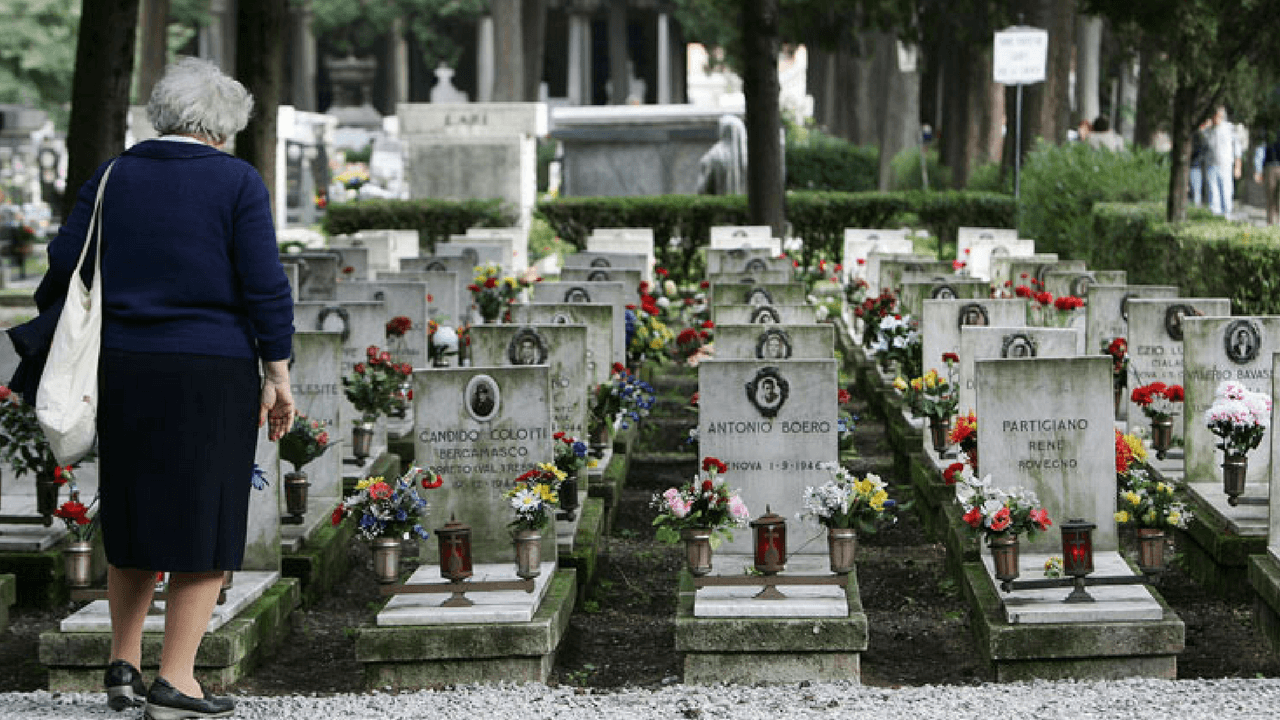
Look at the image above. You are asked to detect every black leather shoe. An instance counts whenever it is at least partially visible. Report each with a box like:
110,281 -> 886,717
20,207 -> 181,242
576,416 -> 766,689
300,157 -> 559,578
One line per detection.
143,677 -> 234,720
103,659 -> 147,711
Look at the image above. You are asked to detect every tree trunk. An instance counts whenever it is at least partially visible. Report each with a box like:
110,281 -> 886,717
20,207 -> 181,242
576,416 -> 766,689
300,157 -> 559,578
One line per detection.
136,0 -> 169,105
742,0 -> 785,238
491,0 -> 523,102
876,35 -> 920,191
1133,32 -> 1160,148
607,0 -> 628,104
1075,14 -> 1102,125
1167,83 -> 1195,222
63,0 -> 140,221
850,31 -> 878,146
522,0 -> 548,102
234,0 -> 286,219
1022,0 -> 1074,149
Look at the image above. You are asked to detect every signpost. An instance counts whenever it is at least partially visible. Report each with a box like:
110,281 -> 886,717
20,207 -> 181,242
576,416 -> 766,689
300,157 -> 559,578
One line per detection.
993,26 -> 1048,211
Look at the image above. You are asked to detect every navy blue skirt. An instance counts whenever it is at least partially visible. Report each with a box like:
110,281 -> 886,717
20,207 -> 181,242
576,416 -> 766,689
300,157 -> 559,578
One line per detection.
96,349 -> 259,572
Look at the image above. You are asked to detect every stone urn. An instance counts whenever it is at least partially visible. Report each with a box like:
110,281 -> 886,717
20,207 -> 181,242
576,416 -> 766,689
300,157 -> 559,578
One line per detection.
513,529 -> 542,580
63,540 -> 93,588
681,527 -> 714,577
827,527 -> 858,575
989,534 -> 1020,583
371,536 -> 402,584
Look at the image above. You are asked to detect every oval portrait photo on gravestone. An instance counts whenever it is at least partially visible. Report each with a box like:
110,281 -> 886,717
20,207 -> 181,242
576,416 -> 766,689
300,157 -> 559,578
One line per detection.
745,258 -> 768,275
587,269 -> 611,282
931,283 -> 957,300
316,305 -> 351,342
564,287 -> 592,303
1224,319 -> 1262,365
957,303 -> 989,329
507,327 -> 549,366
426,260 -> 448,272
552,312 -> 573,325
1070,274 -> 1094,298
745,287 -> 774,306
755,328 -> 792,360
461,248 -> 480,266
465,374 -> 501,422
590,257 -> 612,268
1164,303 -> 1200,341
745,367 -> 789,418
751,305 -> 781,324
1001,332 -> 1038,358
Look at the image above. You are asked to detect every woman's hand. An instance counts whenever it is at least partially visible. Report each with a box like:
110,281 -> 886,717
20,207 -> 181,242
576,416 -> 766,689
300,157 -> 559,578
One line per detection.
260,360 -> 294,441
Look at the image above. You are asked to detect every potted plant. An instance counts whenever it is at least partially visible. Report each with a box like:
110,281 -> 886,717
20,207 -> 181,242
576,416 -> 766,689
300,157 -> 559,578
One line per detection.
651,457 -> 750,576
1131,381 -> 1184,459
551,432 -> 594,520
799,464 -> 896,574
0,385 -> 81,525
341,345 -> 412,460
54,491 -> 97,588
954,472 -> 1053,583
1115,450 -> 1190,574
331,465 -> 442,583
1204,381 -> 1271,506
467,263 -> 525,323
277,414 -> 335,520
948,410 -> 978,473
1103,337 -> 1129,416
505,463 -> 563,579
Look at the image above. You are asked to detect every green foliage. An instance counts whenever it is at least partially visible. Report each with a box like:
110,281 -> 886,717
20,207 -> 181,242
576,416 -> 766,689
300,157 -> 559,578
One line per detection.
786,130 -> 878,192
321,198 -> 511,252
0,0 -> 79,126
890,146 -> 952,192
527,216 -> 571,266
1018,140 -> 1169,260
965,162 -> 1012,194
537,138 -> 555,193
307,0 -> 486,70
343,144 -> 372,164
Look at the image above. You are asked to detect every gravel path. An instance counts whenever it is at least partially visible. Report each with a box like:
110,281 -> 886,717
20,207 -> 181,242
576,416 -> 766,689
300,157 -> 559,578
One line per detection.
3,679 -> 1280,720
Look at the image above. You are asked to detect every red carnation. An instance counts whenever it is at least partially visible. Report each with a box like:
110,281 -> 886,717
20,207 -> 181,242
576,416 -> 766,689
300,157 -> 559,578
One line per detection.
0,386 -> 11,402
331,506 -> 345,526
484,277 -> 497,289
700,280 -> 710,289
354,362 -> 365,374
639,281 -> 650,294
962,506 -> 983,528
421,473 -> 443,489
656,267 -> 669,276
943,462 -> 965,485
467,284 -> 481,293
701,480 -> 714,492
837,389 -> 852,405
942,352 -> 959,364
702,320 -> 714,329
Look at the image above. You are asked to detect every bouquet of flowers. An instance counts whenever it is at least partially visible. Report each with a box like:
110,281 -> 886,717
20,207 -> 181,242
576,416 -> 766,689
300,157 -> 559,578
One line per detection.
0,385 -> 84,483
54,493 -> 97,542
506,464 -> 563,531
1131,382 -> 1184,422
651,457 -> 750,545
278,413 -> 334,472
1116,429 -> 1148,475
1204,381 -> 1271,456
955,473 -> 1053,543
552,431 -> 593,476
590,363 -> 656,433
1103,338 -> 1129,391
342,345 -> 413,423
626,299 -> 676,368
1116,466 -> 1190,530
385,315 -> 413,339
949,410 -> 978,454
468,263 -> 525,323
673,323 -> 713,365
799,463 -> 895,533
331,466 -> 442,541
905,354 -> 960,420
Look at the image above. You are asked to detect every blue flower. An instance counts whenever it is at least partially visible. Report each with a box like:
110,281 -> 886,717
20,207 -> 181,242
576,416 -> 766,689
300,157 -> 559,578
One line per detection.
250,464 -> 269,491
358,514 -> 378,530
395,509 -> 408,522
572,441 -> 587,457
413,524 -> 430,540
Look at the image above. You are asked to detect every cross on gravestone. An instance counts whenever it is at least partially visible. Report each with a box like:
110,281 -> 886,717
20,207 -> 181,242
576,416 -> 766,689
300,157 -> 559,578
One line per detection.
698,359 -> 840,555
957,326 -> 1080,416
468,324 -> 590,436
712,324 -> 835,360
510,303 -> 616,383
842,229 -> 913,284
414,366 -> 554,563
713,304 -> 819,326
974,356 -> 1119,550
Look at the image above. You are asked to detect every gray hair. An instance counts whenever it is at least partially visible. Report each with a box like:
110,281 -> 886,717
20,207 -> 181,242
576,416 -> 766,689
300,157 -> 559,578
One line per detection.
147,57 -> 253,144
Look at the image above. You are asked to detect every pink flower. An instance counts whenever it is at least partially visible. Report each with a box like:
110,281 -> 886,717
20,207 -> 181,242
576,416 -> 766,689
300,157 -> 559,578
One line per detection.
728,495 -> 750,521
988,507 -> 1011,532
1030,508 -> 1052,532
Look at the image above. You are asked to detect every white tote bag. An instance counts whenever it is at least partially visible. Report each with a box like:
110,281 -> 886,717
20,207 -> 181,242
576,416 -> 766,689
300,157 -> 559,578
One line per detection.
36,160 -> 116,465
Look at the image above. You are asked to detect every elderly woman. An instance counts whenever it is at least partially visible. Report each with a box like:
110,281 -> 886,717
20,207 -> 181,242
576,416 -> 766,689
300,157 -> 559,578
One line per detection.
35,57 -> 294,718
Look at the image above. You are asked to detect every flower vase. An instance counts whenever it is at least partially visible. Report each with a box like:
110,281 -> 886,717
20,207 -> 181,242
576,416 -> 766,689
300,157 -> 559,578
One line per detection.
1136,528 -> 1167,574
964,444 -> 979,475
681,527 -> 714,577
36,474 -> 59,526
63,540 -> 93,588
929,416 -> 951,456
513,529 -> 542,580
283,471 -> 309,519
989,534 -> 1020,583
1222,453 -> 1249,506
557,470 -> 580,521
589,424 -> 610,458
827,527 -> 858,575
1150,418 -> 1173,460
371,536 -> 402,584
352,421 -> 374,460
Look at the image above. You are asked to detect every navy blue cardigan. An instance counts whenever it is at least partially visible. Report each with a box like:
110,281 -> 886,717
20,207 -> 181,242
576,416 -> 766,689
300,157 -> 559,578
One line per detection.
35,140 -> 294,363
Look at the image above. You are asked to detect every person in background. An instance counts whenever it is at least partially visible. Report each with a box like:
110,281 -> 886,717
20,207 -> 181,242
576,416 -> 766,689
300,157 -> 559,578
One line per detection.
1087,116 -> 1124,152
1253,127 -> 1280,225
1205,106 -> 1243,217
1189,117 -> 1212,206
32,57 -> 294,718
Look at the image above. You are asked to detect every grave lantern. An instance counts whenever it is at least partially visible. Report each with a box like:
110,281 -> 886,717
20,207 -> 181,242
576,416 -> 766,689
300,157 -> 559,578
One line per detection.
1061,518 -> 1095,603
751,507 -> 786,576
436,515 -> 473,582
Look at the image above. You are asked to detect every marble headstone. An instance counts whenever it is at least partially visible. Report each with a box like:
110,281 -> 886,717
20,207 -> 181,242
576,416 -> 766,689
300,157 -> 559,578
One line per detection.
336,281 -> 430,366
1042,270 -> 1127,301
1084,284 -> 1179,363
899,277 -> 990,317
1125,298 -> 1231,440
713,304 -> 819,326
864,252 -> 934,295
324,246 -> 370,282
288,332 -> 345,507
709,282 -> 807,308
561,267 -> 643,294
561,252 -> 648,277
713,324 -> 835,360
586,229 -> 654,281
921,298 -> 1027,385
705,249 -> 789,277
877,259 -> 954,298
957,327 -> 1081,415
400,256 -> 475,323
435,240 -> 507,273
470,324 -> 590,436
533,281 -> 628,372
465,226 -> 528,272
279,253 -> 339,301
510,302 -> 616,380
330,230 -> 419,273
705,270 -> 793,286
842,229 -> 912,283
990,253 -> 1058,291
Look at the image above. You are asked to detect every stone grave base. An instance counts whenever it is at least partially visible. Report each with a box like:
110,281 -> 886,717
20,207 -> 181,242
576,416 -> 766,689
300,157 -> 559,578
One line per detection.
675,555 -> 868,684
40,576 -> 300,692
1247,553 -> 1280,658
1175,482 -> 1268,599
282,510 -> 356,607
558,497 -> 605,605
587,444 -> 630,533
960,558 -> 1184,681
0,573 -> 14,632
354,567 -> 577,687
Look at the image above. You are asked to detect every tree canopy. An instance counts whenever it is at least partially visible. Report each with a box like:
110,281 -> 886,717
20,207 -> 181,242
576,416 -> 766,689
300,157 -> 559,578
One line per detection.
306,0 -> 487,70
0,0 -> 80,126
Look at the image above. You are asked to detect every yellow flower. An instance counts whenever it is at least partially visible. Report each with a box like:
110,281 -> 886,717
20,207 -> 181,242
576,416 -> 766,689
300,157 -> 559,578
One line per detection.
893,377 -> 908,391
910,378 -> 924,391
1167,511 -> 1181,526
924,370 -> 939,389
1124,491 -> 1142,507
649,338 -> 665,350
356,476 -> 380,491
1156,482 -> 1172,495
587,459 -> 599,469
537,462 -> 567,481
1124,433 -> 1147,462
870,490 -> 888,511
538,483 -> 558,502
1115,510 -> 1130,524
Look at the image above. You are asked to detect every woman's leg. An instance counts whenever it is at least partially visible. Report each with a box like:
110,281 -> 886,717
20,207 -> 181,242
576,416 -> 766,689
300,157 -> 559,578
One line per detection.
157,570 -> 224,697
107,565 -> 158,668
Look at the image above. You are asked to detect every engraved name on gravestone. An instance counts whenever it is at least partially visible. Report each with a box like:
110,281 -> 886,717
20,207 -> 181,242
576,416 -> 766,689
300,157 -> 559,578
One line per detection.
533,281 -> 627,369
415,366 -> 553,562
511,302 -> 616,381
288,332 -> 344,505
698,359 -> 839,555
469,324 -> 589,436
294,300 -> 387,455
957,327 -> 1080,414
899,277 -> 989,317
714,304 -> 819,326
843,229 -> 912,283
1125,298 -> 1231,440
921,298 -> 1027,397
280,253 -> 338,301
712,324 -> 835,360
975,356 -> 1118,550
1182,316 -> 1280,492
1083,285 -> 1179,365
336,281 -> 430,363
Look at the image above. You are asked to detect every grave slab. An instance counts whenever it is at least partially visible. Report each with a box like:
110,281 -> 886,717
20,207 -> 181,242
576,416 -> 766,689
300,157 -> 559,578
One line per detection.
692,553 -> 849,618
983,551 -> 1163,623
58,571 -> 280,633
377,561 -> 556,625
842,229 -> 912,283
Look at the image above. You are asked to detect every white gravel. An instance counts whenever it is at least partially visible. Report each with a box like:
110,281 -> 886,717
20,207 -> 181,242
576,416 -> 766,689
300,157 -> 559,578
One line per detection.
3,679 -> 1280,720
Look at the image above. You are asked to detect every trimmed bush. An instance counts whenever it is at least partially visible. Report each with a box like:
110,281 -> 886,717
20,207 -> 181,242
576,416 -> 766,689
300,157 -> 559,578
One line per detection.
786,135 -> 879,192
321,198 -> 512,252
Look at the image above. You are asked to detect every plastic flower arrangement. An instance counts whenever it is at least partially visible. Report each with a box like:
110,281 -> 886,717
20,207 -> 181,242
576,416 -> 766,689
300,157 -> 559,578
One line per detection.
385,315 -> 413,339
506,464 -> 562,531
651,457 -> 750,545
590,363 -> 656,433
1115,466 -> 1190,530
1131,382 -> 1184,422
1204,381 -> 1271,457
954,473 -> 1053,543
342,345 -> 413,423
799,463 -> 895,533
277,413 -> 334,472
331,466 -> 442,541
1103,337 -> 1129,391
54,493 -> 97,542
468,263 -> 524,323
626,299 -> 676,368
949,411 -> 978,454
552,431 -> 594,476
905,356 -> 959,421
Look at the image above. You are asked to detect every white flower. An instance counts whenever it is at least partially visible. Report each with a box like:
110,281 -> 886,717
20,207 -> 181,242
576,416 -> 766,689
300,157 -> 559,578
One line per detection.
434,325 -> 459,352
816,305 -> 830,322
656,296 -> 671,309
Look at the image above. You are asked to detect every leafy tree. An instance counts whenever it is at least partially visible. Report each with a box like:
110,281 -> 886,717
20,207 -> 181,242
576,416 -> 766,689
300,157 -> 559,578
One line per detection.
306,0 -> 486,71
0,0 -> 80,127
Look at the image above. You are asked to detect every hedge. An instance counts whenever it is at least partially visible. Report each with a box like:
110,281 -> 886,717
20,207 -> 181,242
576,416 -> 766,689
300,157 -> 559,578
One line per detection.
1090,202 -> 1280,315
321,198 -> 512,252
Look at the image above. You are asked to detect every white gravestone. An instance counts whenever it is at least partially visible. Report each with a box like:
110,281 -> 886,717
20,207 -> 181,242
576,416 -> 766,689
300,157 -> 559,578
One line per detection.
470,324 -> 589,436
400,256 -> 476,323
865,252 -> 932,295
1042,270 -> 1127,301
990,253 -> 1058,291
921,298 -> 1028,388
435,240 -> 507,273
1084,284 -> 1179,363
899,278 -> 990,318
562,267 -> 643,295
330,230 -> 419,273
708,227 -> 781,255
465,227 -> 529,273
511,303 -> 616,382
713,304 -> 818,326
1269,352 -> 1280,561
533,281 -> 628,370
957,327 -> 1080,416
324,246 -> 370,282
705,270 -> 793,286
705,249 -> 789,277
376,270 -> 463,328
713,324 -> 835,360
280,253 -> 339,301
286,332 -> 345,539
876,258 -> 954,298
586,230 -> 655,282
709,282 -> 807,309
843,229 -> 912,283
698,359 -> 839,555
561,251 -> 648,277
336,281 -> 431,366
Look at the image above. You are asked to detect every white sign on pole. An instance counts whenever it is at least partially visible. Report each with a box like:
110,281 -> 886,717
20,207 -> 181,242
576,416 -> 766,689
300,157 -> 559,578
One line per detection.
993,27 -> 1048,85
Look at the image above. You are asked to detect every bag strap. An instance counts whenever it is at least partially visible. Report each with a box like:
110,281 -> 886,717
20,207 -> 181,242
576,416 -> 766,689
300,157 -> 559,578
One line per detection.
70,160 -> 118,285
